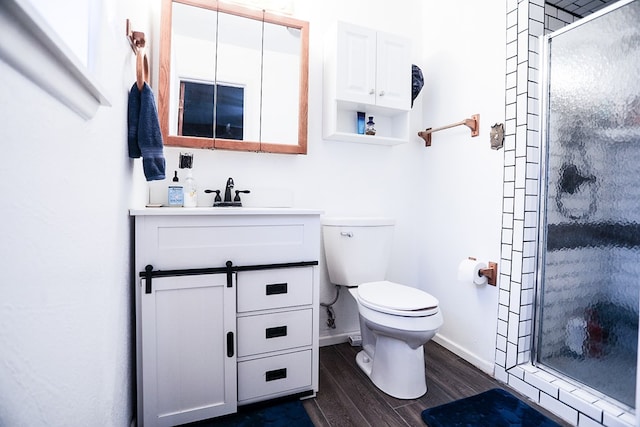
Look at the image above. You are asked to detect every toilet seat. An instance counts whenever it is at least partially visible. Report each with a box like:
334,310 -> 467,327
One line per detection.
357,281 -> 439,317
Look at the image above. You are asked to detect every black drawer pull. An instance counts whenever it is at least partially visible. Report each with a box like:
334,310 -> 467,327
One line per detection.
265,282 -> 288,295
265,326 -> 287,339
226,332 -> 234,357
265,368 -> 287,382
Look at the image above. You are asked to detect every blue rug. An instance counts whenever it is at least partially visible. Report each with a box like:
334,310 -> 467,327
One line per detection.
421,388 -> 562,427
185,399 -> 314,426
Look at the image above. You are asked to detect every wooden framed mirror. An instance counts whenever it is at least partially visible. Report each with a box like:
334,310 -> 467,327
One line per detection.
158,0 -> 309,154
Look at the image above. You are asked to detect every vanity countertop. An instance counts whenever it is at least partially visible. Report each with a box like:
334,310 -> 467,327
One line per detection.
129,207 -> 323,216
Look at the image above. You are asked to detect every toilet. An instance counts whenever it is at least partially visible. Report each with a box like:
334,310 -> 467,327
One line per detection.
321,217 -> 443,399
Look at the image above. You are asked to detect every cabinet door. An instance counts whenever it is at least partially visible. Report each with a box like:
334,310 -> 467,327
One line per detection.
141,274 -> 237,427
375,32 -> 411,110
336,23 -> 376,104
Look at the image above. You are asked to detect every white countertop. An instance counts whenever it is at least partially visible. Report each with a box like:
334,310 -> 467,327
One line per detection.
129,207 -> 324,216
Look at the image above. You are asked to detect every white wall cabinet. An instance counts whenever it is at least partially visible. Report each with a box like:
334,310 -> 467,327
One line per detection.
131,208 -> 321,427
324,21 -> 411,145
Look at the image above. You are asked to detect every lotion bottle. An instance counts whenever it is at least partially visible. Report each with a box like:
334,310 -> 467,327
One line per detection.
183,169 -> 198,207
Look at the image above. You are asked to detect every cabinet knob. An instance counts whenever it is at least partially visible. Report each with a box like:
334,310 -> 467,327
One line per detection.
369,89 -> 375,95
379,90 -> 385,96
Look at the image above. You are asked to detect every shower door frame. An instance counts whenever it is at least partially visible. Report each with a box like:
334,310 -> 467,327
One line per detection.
498,0 -> 639,424
533,0 -> 639,408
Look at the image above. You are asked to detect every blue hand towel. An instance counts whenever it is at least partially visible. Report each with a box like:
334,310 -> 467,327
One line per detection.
128,82 -> 166,181
127,83 -> 141,159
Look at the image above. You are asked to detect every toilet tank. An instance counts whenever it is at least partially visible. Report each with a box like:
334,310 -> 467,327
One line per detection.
321,217 -> 395,286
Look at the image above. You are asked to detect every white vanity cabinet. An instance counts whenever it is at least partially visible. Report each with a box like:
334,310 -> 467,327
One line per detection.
131,208 -> 321,427
323,21 -> 411,145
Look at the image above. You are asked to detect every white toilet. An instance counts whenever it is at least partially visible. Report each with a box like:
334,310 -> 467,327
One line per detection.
321,217 -> 443,399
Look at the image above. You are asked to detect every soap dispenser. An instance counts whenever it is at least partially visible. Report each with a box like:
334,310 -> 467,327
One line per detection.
183,169 -> 198,207
168,171 -> 183,207
179,152 -> 197,207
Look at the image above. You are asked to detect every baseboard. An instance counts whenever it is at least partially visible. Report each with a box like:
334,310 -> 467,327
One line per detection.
432,334 -> 494,375
319,331 -> 354,347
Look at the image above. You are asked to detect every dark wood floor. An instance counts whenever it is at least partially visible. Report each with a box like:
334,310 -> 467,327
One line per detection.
302,341 -> 572,426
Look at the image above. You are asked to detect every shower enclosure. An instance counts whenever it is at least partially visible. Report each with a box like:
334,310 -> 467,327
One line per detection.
536,0 -> 640,408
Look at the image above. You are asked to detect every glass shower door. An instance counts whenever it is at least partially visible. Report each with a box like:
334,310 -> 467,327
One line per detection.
536,0 -> 640,408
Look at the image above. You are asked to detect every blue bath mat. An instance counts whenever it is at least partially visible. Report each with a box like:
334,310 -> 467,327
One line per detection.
421,388 -> 561,427
184,399 -> 313,426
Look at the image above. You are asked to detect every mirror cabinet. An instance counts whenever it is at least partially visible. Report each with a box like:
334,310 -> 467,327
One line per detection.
159,0 -> 309,154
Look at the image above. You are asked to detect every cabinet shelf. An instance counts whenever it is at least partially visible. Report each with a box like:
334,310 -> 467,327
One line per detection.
324,131 -> 408,146
324,99 -> 409,145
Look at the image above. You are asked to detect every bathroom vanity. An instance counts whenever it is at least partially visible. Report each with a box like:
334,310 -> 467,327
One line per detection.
130,208 -> 321,427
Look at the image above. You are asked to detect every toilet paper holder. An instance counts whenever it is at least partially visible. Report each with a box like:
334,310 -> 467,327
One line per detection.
469,257 -> 498,286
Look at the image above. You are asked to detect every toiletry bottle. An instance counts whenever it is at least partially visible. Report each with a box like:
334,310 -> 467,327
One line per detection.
183,169 -> 198,207
168,170 -> 184,207
365,116 -> 376,135
357,112 -> 365,134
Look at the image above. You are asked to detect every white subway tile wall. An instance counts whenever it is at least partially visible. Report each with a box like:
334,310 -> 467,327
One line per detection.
499,1 -> 634,426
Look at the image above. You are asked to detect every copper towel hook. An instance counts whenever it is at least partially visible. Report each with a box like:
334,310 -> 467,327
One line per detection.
136,49 -> 149,91
126,19 -> 148,91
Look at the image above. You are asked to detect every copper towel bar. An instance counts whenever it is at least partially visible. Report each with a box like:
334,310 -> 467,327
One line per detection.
418,114 -> 480,147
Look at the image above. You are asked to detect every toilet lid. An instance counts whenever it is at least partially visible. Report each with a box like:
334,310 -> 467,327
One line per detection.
357,281 -> 439,316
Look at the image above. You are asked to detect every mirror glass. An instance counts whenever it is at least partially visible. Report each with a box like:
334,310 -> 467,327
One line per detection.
159,0 -> 309,154
261,21 -> 301,145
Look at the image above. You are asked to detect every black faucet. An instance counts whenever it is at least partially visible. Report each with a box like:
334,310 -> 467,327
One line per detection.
204,177 -> 250,207
224,177 -> 234,203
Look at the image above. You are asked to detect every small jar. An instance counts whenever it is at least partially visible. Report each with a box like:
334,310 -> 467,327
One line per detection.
365,116 -> 376,135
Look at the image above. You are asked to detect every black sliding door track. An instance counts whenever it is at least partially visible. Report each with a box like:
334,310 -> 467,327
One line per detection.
140,260 -> 318,294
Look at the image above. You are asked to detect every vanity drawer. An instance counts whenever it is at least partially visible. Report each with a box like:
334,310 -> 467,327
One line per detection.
135,214 -> 320,269
237,350 -> 312,402
237,268 -> 313,312
237,309 -> 312,357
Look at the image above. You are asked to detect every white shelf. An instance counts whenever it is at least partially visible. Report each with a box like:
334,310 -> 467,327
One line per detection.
324,131 -> 407,146
323,99 -> 410,146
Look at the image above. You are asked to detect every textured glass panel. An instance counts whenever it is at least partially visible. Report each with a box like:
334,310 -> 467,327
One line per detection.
537,0 -> 640,408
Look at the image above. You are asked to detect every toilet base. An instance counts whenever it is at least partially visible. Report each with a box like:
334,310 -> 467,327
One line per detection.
355,334 -> 428,399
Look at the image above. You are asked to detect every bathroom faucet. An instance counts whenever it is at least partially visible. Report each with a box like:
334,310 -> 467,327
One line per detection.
204,177 -> 250,207
224,177 -> 234,203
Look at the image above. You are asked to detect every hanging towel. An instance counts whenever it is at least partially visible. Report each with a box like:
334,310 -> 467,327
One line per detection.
127,83 -> 141,158
127,82 -> 166,181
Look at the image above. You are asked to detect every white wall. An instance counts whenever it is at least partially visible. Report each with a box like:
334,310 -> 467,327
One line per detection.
417,2 -> 506,372
0,0 -> 148,425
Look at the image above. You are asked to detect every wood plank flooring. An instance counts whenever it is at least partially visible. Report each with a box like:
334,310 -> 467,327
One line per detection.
302,341 -> 572,426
